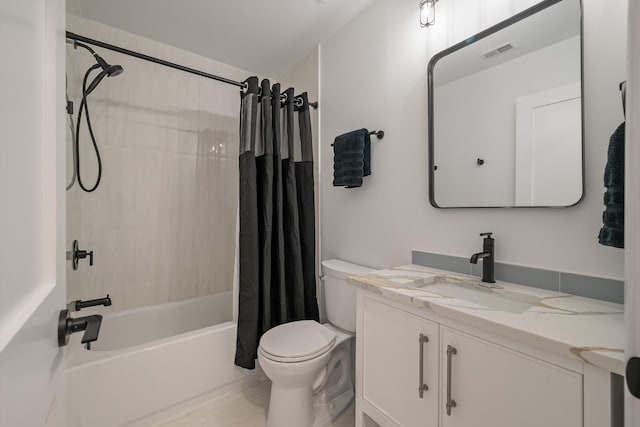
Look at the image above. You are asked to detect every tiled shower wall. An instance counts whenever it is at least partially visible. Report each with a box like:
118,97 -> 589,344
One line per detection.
66,14 -> 258,312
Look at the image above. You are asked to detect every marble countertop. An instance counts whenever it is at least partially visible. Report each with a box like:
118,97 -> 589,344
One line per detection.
348,264 -> 624,375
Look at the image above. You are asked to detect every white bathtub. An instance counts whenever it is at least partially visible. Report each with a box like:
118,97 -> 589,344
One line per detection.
66,292 -> 262,427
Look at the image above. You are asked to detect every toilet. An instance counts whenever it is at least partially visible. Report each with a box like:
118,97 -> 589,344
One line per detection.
258,259 -> 373,427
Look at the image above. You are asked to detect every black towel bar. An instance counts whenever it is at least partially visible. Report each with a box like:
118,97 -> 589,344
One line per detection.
368,130 -> 385,139
331,129 -> 385,146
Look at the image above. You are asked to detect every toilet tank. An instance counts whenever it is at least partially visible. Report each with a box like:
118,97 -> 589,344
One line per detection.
321,259 -> 374,332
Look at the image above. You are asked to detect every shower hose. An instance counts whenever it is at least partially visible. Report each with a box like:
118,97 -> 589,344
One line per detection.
75,63 -> 104,192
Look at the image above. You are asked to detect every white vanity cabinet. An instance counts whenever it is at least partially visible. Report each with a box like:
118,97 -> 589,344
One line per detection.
360,297 -> 439,427
357,295 -> 584,427
440,327 -> 582,427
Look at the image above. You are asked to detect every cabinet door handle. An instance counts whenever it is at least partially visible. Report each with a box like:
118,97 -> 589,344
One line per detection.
418,333 -> 429,398
446,344 -> 457,416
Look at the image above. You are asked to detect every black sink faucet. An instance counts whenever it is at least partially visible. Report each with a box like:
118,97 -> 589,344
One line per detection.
470,232 -> 495,283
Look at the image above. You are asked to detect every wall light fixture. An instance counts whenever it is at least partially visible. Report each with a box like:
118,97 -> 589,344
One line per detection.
419,0 -> 438,28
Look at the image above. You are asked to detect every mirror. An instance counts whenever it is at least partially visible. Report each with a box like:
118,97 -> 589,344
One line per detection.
428,0 -> 583,208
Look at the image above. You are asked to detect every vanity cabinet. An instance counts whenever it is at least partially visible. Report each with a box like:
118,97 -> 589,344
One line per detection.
357,296 -> 583,427
440,327 -> 582,427
361,297 -> 439,427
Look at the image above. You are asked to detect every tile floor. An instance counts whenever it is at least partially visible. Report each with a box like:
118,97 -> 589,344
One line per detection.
151,381 -> 355,427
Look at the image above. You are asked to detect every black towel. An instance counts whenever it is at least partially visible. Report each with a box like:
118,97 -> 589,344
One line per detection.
333,129 -> 371,188
598,122 -> 625,248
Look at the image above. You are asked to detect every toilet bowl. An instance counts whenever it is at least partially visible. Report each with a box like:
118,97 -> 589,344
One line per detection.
258,259 -> 373,427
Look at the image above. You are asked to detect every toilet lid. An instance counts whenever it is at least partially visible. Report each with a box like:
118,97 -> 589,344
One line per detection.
259,320 -> 336,362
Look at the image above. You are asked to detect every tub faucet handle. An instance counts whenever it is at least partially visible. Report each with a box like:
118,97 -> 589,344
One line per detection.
57,309 -> 103,347
78,315 -> 103,344
69,239 -> 95,270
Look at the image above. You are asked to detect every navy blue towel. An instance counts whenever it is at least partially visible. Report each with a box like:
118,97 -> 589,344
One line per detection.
333,129 -> 371,188
598,122 -> 625,248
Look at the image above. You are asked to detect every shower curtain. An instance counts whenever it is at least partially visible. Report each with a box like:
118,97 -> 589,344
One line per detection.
235,76 -> 319,369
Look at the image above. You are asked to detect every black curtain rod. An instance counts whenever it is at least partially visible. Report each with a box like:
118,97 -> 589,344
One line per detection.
66,31 -> 319,109
66,31 -> 245,88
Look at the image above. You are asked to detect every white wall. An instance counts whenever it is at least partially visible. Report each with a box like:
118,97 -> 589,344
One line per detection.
66,15 -> 255,312
434,36 -> 580,207
320,0 -> 626,279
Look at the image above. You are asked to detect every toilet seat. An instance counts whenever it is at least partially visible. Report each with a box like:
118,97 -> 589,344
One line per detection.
259,320 -> 336,363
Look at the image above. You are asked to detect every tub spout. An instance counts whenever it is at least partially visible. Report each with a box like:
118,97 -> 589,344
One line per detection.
69,294 -> 112,312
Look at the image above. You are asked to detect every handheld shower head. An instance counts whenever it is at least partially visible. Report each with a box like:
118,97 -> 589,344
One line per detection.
84,65 -> 123,96
71,42 -> 124,79
106,64 -> 124,77
70,40 -> 125,194
93,53 -> 124,77
85,70 -> 108,95
81,54 -> 123,95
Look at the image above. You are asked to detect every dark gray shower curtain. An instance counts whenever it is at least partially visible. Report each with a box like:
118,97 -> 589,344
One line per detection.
235,76 -> 319,370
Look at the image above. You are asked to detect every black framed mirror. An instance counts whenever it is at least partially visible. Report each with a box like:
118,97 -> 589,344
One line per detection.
428,0 -> 583,208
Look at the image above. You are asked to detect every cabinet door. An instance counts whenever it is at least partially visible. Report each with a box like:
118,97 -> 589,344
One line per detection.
362,298 -> 439,427
440,327 -> 582,427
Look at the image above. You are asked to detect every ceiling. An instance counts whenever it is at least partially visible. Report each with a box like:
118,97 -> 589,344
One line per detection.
73,0 -> 375,77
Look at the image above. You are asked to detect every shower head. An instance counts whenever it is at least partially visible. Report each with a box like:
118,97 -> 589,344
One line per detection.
84,63 -> 123,95
74,47 -> 123,96
93,53 -> 124,77
106,64 -> 124,77
72,41 -> 124,78
85,70 -> 108,95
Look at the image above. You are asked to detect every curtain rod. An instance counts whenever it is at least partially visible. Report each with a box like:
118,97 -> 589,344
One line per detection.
65,31 -> 319,109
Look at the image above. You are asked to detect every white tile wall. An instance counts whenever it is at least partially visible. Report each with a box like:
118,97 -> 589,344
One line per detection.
66,14 -> 254,312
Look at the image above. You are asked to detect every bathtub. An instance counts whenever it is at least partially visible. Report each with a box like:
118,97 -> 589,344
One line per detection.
66,292 -> 263,427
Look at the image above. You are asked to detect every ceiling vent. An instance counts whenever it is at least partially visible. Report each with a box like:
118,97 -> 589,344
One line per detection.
481,42 -> 516,60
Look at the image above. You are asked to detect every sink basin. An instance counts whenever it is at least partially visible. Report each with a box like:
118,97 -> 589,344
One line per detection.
415,275 -> 542,314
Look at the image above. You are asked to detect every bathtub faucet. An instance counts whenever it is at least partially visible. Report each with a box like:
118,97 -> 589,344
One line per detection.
68,294 -> 112,312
